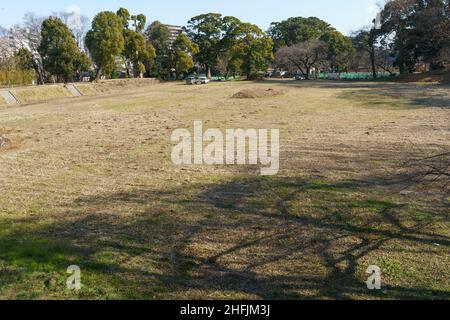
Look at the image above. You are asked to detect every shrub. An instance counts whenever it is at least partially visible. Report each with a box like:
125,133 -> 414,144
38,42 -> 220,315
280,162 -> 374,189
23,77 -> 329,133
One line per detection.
0,69 -> 37,86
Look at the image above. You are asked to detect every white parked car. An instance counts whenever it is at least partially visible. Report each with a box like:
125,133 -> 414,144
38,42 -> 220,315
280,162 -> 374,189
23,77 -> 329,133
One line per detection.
198,76 -> 210,84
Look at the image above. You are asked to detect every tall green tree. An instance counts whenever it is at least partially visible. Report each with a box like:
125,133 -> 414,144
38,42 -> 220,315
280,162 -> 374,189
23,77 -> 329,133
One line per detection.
232,23 -> 273,79
379,0 -> 418,74
185,13 -> 224,78
145,21 -> 172,77
268,17 -> 332,49
352,29 -> 381,78
171,33 -> 199,79
14,48 -> 35,71
220,16 -> 243,54
321,30 -> 354,71
116,8 -> 153,78
142,43 -> 157,76
38,17 -> 91,82
85,11 -> 125,80
118,8 -> 146,33
269,16 -> 355,71
123,29 -> 155,77
379,0 -> 450,72
116,7 -> 131,29
131,14 -> 147,33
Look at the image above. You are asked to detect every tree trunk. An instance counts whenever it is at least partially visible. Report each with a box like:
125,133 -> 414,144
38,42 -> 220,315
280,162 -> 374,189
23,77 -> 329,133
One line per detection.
305,66 -> 310,80
207,65 -> 212,79
94,68 -> 102,81
37,69 -> 45,85
246,67 -> 251,80
33,61 -> 44,85
370,47 -> 377,79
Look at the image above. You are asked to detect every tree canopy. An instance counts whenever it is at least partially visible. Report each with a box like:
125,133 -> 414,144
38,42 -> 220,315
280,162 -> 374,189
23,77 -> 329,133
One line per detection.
85,11 -> 125,79
145,21 -> 172,77
268,17 -> 333,48
171,33 -> 199,78
184,14 -> 273,79
185,13 -> 224,78
116,8 -> 154,78
38,17 -> 90,82
269,16 -> 354,71
379,0 -> 450,72
231,23 -> 273,78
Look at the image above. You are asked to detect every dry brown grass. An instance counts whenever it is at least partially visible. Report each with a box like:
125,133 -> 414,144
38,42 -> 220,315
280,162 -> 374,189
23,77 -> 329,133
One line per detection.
11,85 -> 73,103
76,78 -> 160,96
0,80 -> 448,300
0,126 -> 25,152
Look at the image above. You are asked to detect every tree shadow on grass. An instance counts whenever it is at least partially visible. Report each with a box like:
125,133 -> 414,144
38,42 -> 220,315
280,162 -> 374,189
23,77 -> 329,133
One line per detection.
0,214 -> 169,299
0,174 -> 449,299
195,177 -> 449,298
411,96 -> 450,108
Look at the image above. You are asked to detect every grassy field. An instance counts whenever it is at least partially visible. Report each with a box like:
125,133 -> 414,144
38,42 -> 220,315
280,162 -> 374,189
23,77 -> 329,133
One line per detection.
0,80 -> 449,299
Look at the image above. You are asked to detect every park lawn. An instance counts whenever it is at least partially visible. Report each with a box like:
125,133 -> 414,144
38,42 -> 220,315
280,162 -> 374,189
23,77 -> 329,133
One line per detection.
0,80 -> 449,299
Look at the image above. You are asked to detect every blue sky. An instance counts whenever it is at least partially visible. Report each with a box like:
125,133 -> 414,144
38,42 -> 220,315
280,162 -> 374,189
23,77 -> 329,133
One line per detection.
0,0 -> 382,35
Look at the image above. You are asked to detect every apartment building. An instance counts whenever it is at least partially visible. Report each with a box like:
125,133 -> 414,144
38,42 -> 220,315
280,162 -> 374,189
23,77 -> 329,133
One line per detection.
164,24 -> 183,44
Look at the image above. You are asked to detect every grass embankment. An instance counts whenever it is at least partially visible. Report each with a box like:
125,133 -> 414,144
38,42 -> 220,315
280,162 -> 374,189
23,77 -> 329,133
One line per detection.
11,85 -> 72,104
1,79 -> 160,106
76,78 -> 160,96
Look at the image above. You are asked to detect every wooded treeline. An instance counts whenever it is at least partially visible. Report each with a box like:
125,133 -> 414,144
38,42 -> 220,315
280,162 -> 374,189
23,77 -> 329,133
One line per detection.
0,0 -> 448,85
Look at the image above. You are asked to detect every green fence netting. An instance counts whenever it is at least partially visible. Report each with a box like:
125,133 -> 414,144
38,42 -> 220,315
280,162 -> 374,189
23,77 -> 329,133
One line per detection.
319,72 -> 395,80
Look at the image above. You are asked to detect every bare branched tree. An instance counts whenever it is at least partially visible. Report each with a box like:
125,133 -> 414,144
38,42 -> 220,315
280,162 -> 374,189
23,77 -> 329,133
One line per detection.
0,26 -> 14,64
9,13 -> 47,84
53,10 -> 90,51
275,40 -> 329,79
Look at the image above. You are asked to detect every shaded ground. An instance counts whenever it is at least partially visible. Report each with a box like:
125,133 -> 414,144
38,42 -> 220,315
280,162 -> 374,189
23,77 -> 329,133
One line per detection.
0,80 -> 448,299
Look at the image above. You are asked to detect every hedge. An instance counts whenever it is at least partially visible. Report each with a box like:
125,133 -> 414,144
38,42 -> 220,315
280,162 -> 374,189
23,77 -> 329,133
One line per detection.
0,69 -> 37,86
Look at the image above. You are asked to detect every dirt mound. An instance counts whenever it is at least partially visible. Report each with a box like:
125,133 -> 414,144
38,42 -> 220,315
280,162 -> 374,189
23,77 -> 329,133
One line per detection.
232,88 -> 285,99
